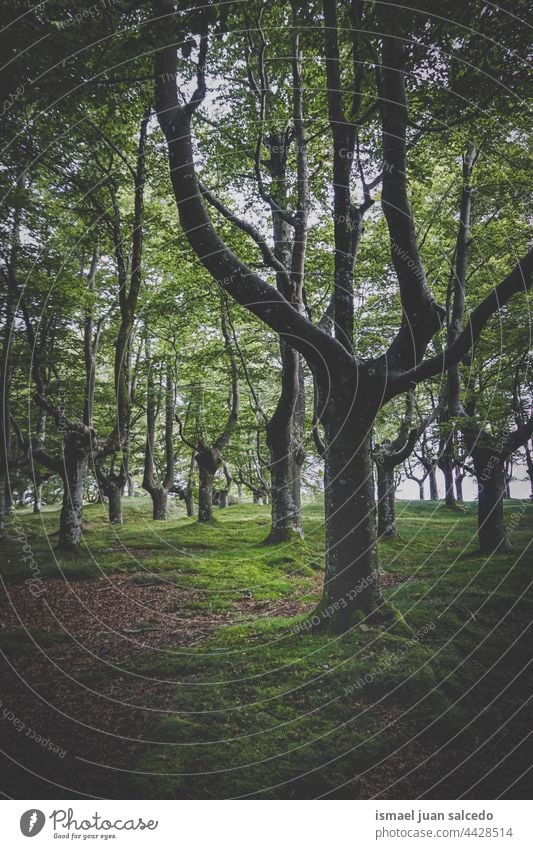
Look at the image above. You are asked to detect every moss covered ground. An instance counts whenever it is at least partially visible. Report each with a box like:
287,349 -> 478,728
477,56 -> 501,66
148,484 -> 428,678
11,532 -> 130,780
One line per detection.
0,496 -> 531,799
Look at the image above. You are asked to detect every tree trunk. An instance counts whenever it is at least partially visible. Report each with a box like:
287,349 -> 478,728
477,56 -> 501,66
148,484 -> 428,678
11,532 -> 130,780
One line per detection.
107,479 -> 123,524
252,490 -> 263,505
197,465 -> 215,521
376,463 -> 397,538
184,488 -> 195,517
263,347 -> 304,543
236,482 -> 243,503
0,472 -> 6,536
428,467 -> 438,500
196,446 -> 221,522
57,452 -> 87,551
473,454 -> 510,554
525,443 -> 533,500
33,481 -> 42,514
151,486 -> 168,521
454,468 -> 464,502
264,421 -> 303,543
440,455 -> 456,507
418,481 -> 425,500
316,411 -> 381,631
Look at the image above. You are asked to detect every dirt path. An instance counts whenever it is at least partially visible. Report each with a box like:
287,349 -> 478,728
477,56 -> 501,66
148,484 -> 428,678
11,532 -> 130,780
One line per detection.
0,575 -> 316,798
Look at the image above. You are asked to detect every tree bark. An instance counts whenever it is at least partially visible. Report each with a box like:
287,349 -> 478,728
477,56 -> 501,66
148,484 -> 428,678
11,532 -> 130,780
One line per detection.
151,486 -> 168,521
196,448 -> 220,522
317,407 -> 382,631
264,403 -> 303,543
473,453 -> 510,553
440,453 -> 456,507
0,473 -> 6,536
454,466 -> 465,502
107,478 -> 123,524
33,481 -> 43,514
184,487 -> 195,517
57,446 -> 87,551
428,467 -> 438,500
376,463 -> 397,538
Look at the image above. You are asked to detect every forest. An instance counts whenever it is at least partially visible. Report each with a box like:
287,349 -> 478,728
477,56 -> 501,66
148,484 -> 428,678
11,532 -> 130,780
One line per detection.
0,0 -> 532,801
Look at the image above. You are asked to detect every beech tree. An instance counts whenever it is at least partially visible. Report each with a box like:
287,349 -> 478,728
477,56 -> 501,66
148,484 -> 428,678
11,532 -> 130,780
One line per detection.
176,299 -> 240,522
374,392 -> 431,537
151,0 -> 532,629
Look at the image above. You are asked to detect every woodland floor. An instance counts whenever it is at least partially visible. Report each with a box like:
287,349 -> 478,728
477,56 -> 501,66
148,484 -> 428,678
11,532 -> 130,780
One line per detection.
0,497 -> 531,799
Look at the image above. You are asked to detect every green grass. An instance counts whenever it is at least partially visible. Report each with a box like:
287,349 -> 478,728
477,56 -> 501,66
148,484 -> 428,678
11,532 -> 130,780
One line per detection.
2,495 -> 532,798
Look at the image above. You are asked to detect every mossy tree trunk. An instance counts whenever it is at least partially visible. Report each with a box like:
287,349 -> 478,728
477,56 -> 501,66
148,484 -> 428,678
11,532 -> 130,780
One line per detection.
58,440 -> 88,551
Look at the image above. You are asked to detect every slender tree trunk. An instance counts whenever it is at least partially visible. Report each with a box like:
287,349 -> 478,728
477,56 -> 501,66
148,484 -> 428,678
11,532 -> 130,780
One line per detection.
376,463 -> 397,538
264,420 -> 303,543
525,443 -> 533,500
454,468 -> 464,502
0,473 -> 6,536
264,346 -> 304,543
418,481 -> 425,500
184,487 -> 195,517
33,481 -> 43,514
107,479 -> 123,524
58,451 -> 87,551
252,490 -> 263,505
473,453 -> 510,554
504,459 -> 512,498
236,482 -> 243,503
218,463 -> 232,509
429,467 -> 438,500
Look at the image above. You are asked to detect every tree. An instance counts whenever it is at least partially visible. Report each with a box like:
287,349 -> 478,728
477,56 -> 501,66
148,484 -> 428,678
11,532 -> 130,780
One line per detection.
152,0 -> 532,629
95,108 -> 151,524
142,333 -> 177,520
375,392 -> 420,537
176,299 -> 240,522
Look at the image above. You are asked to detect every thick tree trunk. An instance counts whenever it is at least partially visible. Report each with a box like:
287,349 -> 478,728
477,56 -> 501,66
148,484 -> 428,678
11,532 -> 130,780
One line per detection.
317,412 -> 381,631
57,453 -> 87,551
376,464 -> 397,538
196,446 -> 221,522
440,455 -> 456,507
197,466 -> 215,521
151,486 -> 168,521
474,454 -> 510,554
